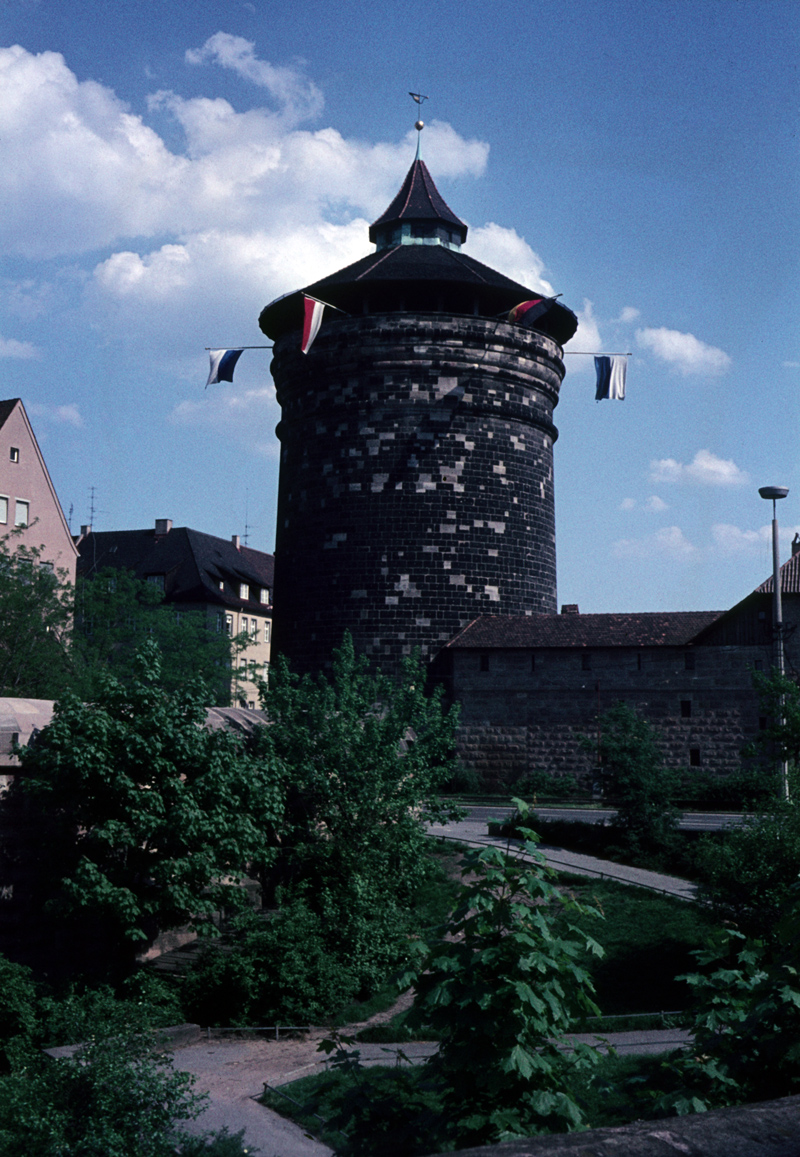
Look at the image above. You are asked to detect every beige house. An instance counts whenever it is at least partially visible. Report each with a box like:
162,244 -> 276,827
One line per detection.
0,398 -> 78,582
75,520 -> 274,707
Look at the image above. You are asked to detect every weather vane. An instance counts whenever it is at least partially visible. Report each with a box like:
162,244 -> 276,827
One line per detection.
409,91 -> 428,157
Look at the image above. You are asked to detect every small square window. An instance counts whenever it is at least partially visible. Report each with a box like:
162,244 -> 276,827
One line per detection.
218,580 -> 224,591
14,500 -> 28,527
681,700 -> 692,718
0,496 -> 7,524
9,447 -> 19,463
581,653 -> 592,671
689,748 -> 701,767
239,583 -> 249,600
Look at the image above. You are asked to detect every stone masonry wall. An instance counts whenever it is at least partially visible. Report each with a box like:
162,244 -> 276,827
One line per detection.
270,314 -> 565,676
452,642 -> 770,789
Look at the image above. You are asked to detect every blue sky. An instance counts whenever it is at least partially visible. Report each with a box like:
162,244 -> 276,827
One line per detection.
1,0 -> 798,614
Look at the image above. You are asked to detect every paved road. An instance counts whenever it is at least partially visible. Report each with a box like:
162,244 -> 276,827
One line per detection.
462,804 -> 743,832
427,811 -> 698,900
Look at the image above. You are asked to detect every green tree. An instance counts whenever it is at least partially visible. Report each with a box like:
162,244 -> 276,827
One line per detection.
252,634 -> 460,999
696,802 -> 800,939
72,568 -> 249,704
401,817 -> 604,1149
14,640 -> 283,980
0,531 -> 73,698
654,884 -> 800,1115
588,702 -> 679,855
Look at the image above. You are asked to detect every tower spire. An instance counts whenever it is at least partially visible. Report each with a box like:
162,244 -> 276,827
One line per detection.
409,91 -> 428,159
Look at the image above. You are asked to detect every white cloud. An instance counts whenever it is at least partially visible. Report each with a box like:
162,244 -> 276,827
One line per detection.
783,360 -> 800,368
563,299 -> 602,370
27,402 -> 84,427
618,495 -> 668,513
711,523 -> 771,554
617,307 -> 640,324
467,224 -> 552,294
0,334 -> 39,358
0,43 -> 489,262
171,384 -> 279,456
185,33 -> 323,124
650,449 -> 749,487
612,525 -> 696,560
645,495 -> 668,512
636,326 -> 731,375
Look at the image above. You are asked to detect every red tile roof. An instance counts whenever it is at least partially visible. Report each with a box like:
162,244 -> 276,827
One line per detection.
446,610 -> 724,650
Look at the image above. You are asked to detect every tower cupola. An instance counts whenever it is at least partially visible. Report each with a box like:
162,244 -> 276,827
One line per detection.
368,159 -> 468,251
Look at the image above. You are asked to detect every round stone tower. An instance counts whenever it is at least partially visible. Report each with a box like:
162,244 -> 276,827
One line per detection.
260,157 -> 577,677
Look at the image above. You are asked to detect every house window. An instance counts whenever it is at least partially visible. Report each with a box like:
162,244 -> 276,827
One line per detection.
681,700 -> 692,718
0,496 -> 7,524
581,653 -> 592,671
759,716 -> 768,731
14,500 -> 28,527
685,652 -> 695,671
224,614 -> 233,636
146,574 -> 164,591
689,748 -> 701,767
251,620 -> 259,640
637,652 -> 642,671
239,583 -> 249,600
754,659 -> 764,671
264,621 -> 271,644
9,447 -> 19,463
218,580 -> 224,591
260,588 -> 270,605
530,653 -> 536,672
240,617 -> 248,634
216,613 -> 224,633
479,654 -> 490,673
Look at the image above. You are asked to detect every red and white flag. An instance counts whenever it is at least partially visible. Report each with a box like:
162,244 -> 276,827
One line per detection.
301,296 -> 326,354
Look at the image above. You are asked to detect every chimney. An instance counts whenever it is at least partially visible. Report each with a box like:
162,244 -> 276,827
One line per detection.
154,519 -> 172,537
232,535 -> 241,550
793,533 -> 800,557
80,524 -> 92,538
560,604 -> 579,615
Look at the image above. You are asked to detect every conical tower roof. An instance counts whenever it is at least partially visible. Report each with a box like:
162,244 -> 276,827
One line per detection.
369,159 -> 467,250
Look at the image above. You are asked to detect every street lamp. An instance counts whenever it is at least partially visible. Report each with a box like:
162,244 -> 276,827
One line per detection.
759,485 -> 790,800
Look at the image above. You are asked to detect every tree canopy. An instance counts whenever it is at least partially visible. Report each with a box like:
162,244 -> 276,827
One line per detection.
15,640 -> 283,980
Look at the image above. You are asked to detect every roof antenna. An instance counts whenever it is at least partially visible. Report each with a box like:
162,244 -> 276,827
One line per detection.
409,92 -> 428,159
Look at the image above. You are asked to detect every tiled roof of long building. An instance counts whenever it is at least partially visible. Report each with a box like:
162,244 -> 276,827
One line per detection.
446,611 -> 725,650
757,550 -> 800,595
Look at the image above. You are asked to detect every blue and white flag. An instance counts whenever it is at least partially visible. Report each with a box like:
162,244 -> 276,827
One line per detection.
206,348 -> 244,387
594,355 -> 627,400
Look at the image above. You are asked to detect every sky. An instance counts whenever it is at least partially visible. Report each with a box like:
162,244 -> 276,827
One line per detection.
1,0 -> 798,615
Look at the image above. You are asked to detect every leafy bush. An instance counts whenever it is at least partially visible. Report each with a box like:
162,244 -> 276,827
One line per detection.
651,890 -> 800,1114
514,769 -> 580,799
0,956 -> 39,1071
402,816 -> 604,1149
694,802 -> 800,939
585,703 -> 679,856
0,1034 -> 204,1157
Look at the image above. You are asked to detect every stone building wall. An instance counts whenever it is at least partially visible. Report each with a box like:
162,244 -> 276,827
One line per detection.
450,641 -> 771,789
270,313 -> 565,675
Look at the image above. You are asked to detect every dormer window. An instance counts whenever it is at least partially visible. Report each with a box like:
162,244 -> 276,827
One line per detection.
260,588 -> 270,605
9,447 -> 19,463
239,583 -> 249,600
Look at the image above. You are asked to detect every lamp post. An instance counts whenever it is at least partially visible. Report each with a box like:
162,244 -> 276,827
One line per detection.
759,485 -> 790,800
